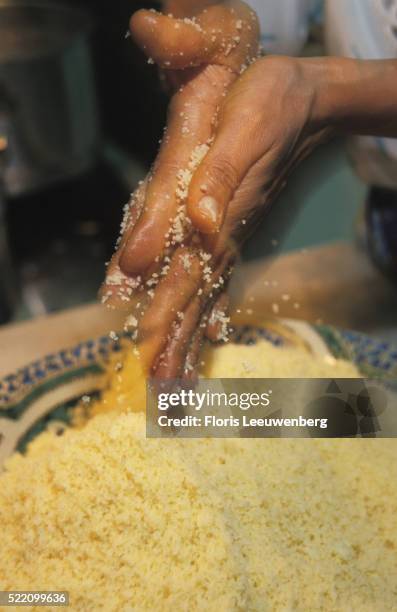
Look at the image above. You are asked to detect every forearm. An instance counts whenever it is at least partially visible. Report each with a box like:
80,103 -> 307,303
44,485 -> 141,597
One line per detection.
308,57 -> 397,137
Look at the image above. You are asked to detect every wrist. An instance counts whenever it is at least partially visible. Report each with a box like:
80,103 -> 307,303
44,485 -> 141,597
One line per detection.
303,57 -> 397,136
300,57 -> 360,129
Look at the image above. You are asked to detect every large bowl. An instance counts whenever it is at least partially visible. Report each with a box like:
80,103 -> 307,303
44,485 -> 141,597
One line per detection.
1,319 -> 397,464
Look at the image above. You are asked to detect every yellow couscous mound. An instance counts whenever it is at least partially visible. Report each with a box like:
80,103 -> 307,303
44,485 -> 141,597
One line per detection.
200,340 -> 360,378
0,341 -> 396,611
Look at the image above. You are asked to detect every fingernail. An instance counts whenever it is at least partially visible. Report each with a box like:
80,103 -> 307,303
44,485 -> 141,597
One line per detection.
197,196 -> 222,230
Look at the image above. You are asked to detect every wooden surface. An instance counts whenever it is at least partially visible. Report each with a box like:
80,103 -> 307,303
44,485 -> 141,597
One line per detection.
0,241 -> 396,377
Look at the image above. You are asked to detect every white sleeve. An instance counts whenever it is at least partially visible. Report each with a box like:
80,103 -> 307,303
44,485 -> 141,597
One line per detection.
325,0 -> 397,187
246,0 -> 311,56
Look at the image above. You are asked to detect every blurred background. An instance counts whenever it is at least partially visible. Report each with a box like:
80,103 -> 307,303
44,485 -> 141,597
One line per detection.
0,0 -> 167,324
0,0 -> 396,329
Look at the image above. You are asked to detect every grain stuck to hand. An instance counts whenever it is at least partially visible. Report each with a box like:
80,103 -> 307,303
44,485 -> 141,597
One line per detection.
0,341 -> 396,611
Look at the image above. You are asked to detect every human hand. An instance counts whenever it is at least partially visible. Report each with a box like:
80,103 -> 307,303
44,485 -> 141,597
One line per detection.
156,56 -> 337,378
186,55 -> 335,251
138,55 -> 344,378
100,1 -> 260,377
135,56 -> 336,378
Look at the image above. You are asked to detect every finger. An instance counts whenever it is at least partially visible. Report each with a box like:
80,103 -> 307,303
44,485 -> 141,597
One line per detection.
205,292 -> 230,342
99,256 -> 144,310
181,285 -> 231,382
207,125 -> 331,255
186,95 -> 264,235
99,181 -> 148,308
130,10 -> 215,70
120,5 -> 260,277
137,247 -> 203,371
200,2 -> 260,73
155,249 -> 234,378
116,179 -> 148,250
120,7 -> 256,276
118,66 -> 235,277
182,289 -> 228,382
130,3 -> 259,73
200,243 -> 236,298
182,326 -> 205,382
153,297 -> 202,379
153,287 -> 214,381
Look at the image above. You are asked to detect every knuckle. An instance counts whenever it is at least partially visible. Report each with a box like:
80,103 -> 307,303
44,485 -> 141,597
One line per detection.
155,159 -> 182,177
205,156 -> 239,194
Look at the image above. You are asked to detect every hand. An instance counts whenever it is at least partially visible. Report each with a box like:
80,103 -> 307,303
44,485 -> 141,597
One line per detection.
135,55 -> 337,379
154,56 -> 335,379
186,56 -> 397,271
100,1 -> 260,378
180,56 -> 397,375
186,56 -> 334,251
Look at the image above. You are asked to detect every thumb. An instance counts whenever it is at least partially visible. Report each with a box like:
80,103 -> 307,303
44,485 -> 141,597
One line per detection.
186,111 -> 260,234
